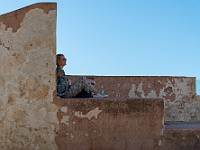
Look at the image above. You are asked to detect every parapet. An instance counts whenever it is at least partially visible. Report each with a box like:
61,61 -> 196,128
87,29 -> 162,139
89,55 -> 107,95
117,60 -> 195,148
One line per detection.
54,98 -> 164,150
68,75 -> 198,122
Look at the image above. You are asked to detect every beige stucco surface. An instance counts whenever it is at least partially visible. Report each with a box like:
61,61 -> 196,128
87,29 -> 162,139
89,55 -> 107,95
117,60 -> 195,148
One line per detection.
0,3 -> 58,149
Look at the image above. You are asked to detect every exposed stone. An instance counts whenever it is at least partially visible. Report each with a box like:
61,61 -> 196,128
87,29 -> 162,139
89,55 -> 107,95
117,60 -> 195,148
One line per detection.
60,106 -> 68,113
74,107 -> 102,120
61,116 -> 69,126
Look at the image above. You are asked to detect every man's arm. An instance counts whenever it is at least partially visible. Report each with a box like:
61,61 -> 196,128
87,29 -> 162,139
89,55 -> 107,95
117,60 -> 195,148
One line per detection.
57,68 -> 64,78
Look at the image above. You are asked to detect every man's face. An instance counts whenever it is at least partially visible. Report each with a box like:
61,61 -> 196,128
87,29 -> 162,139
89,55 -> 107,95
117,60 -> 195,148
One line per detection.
59,55 -> 67,67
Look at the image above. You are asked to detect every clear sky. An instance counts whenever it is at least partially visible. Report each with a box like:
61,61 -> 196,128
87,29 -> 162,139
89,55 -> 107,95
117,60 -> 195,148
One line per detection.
1,0 -> 200,78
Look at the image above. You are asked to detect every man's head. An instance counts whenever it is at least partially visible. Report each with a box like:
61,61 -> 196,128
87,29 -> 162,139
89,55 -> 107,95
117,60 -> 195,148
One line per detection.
56,54 -> 67,67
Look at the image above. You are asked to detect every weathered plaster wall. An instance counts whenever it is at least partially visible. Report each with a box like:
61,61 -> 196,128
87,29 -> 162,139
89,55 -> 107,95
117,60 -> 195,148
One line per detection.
160,128 -> 200,150
0,3 -> 58,149
54,98 -> 164,150
68,76 -> 197,122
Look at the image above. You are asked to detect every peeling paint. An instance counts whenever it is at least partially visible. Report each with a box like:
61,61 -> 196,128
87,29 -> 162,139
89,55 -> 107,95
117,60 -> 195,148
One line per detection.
75,107 -> 102,120
158,139 -> 162,146
60,107 -> 68,113
61,116 -> 69,125
126,77 -> 197,121
0,3 -> 58,149
137,83 -> 145,98
129,84 -> 138,98
147,90 -> 157,98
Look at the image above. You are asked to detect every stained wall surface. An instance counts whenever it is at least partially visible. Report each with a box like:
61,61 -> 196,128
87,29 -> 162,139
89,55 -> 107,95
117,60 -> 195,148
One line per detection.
54,98 -> 164,150
0,3 -> 58,149
68,76 -> 197,122
160,128 -> 200,150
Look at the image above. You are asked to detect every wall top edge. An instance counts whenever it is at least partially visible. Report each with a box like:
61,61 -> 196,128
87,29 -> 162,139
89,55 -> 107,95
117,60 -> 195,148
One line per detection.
67,75 -> 196,79
0,3 -> 57,17
0,2 -> 57,32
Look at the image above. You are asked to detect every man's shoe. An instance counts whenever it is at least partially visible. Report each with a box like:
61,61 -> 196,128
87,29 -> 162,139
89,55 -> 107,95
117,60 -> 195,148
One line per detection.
93,93 -> 108,98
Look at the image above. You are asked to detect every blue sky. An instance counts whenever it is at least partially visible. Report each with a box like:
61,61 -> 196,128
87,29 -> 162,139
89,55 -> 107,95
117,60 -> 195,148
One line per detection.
1,0 -> 200,78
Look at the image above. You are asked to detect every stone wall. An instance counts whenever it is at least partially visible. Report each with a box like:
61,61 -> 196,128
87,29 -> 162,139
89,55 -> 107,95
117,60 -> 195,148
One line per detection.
68,76 -> 197,122
54,98 -> 164,150
0,3 -> 58,149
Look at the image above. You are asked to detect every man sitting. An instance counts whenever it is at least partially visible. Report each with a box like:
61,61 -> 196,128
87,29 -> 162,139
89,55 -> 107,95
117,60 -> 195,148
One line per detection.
56,54 -> 108,98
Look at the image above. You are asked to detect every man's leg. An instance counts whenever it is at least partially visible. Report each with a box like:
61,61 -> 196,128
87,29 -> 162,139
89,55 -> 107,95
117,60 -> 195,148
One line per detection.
67,77 -> 93,97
